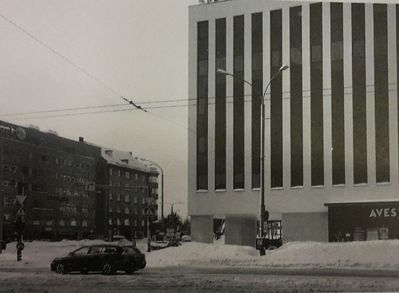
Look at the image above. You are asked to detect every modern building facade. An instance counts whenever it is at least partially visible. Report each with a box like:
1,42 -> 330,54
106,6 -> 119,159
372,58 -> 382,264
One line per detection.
188,0 -> 399,245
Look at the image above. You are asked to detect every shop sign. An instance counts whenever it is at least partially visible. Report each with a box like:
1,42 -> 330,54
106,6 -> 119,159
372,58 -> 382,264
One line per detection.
369,207 -> 399,218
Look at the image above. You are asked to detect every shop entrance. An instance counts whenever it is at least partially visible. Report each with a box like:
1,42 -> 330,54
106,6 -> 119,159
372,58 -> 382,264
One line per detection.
325,201 -> 399,242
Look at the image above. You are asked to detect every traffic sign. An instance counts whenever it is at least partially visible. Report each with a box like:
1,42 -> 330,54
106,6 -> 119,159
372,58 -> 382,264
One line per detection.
16,208 -> 26,217
16,242 -> 25,251
16,195 -> 26,205
144,207 -> 156,216
144,197 -> 156,206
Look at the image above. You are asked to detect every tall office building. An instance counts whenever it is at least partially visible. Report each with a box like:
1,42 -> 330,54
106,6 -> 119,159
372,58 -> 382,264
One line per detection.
188,0 -> 399,245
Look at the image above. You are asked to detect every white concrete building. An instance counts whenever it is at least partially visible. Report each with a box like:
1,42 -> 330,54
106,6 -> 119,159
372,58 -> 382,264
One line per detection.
188,0 -> 399,245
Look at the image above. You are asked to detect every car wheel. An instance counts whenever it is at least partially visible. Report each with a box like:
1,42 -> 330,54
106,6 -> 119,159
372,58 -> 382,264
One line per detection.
55,263 -> 68,274
102,263 -> 114,275
139,260 -> 146,269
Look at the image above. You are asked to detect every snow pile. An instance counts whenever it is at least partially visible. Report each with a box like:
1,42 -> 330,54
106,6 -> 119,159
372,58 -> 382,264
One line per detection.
2,239 -> 399,271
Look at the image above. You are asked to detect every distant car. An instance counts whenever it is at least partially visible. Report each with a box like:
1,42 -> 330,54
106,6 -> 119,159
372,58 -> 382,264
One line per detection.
167,238 -> 181,247
181,235 -> 192,242
50,244 -> 146,275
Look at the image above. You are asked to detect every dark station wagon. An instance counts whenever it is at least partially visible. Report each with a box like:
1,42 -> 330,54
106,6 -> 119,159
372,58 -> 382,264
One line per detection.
51,244 -> 146,274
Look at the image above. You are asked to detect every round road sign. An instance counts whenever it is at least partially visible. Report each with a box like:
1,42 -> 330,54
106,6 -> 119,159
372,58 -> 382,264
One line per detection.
16,242 -> 25,251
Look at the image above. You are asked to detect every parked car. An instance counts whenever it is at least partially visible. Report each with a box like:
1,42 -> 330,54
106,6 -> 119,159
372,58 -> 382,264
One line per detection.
50,244 -> 146,275
181,235 -> 192,242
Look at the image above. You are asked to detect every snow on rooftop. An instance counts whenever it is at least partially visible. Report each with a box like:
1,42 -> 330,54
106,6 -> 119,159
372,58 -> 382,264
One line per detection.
101,148 -> 158,174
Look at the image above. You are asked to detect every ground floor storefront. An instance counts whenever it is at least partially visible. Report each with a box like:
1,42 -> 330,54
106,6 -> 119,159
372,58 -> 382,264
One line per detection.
191,200 -> 399,245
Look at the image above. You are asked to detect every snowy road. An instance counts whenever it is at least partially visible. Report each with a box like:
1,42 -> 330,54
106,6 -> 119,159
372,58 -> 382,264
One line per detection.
1,266 -> 399,292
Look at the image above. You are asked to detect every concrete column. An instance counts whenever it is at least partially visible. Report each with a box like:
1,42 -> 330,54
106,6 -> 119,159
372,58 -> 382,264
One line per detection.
388,5 -> 399,185
282,6 -> 291,189
226,16 -> 234,192
302,4 -> 312,189
191,215 -> 214,243
343,3 -> 354,186
365,4 -> 376,185
323,2 -> 332,187
225,215 -> 257,247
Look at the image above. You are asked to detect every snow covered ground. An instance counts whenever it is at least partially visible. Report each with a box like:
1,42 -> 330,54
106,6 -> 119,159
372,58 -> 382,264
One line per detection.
1,239 -> 399,271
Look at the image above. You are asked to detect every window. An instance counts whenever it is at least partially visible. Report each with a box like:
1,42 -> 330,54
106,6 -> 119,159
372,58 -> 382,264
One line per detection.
109,192 -> 113,200
4,214 -> 11,222
352,3 -> 368,184
117,218 -> 121,226
125,194 -> 130,203
374,4 -> 390,183
270,9 -> 283,188
117,193 -> 121,202
135,173 -> 138,180
310,3 -> 324,186
331,3 -> 345,185
124,219 -> 130,226
70,219 -> 77,227
141,220 -> 145,227
108,218 -> 113,225
109,206 -> 113,213
233,15 -> 245,189
134,196 -> 138,204
290,6 -> 303,187
59,220 -> 65,226
109,168 -> 113,176
117,207 -> 121,214
82,220 -> 88,227
251,13 -> 262,189
73,247 -> 90,256
118,170 -> 121,177
33,220 -> 40,226
125,171 -> 130,179
196,20 -> 209,190
134,220 -> 138,226
125,207 -> 130,214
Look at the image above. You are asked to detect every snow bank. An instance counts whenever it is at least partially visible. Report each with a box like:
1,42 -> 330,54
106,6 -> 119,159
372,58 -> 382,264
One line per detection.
2,239 -> 399,271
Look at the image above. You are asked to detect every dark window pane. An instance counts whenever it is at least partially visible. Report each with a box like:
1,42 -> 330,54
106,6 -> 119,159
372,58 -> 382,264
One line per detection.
352,3 -> 367,184
270,9 -> 283,188
252,12 -> 262,189
197,21 -> 209,190
215,18 -> 226,190
374,4 -> 390,183
331,2 -> 345,185
290,5 -> 303,187
310,3 -> 324,186
233,15 -> 245,189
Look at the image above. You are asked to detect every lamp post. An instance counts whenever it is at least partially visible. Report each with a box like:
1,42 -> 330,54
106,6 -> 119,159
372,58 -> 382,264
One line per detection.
0,141 -> 3,254
217,65 -> 289,245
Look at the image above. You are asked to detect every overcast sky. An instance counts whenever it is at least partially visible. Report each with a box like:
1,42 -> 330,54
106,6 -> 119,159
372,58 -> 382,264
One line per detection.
0,0 -> 198,218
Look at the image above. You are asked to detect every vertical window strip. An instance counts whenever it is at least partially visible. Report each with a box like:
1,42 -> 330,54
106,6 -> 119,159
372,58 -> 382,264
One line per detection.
290,6 -> 303,187
215,18 -> 227,190
310,3 -> 324,186
352,3 -> 368,184
233,15 -> 245,189
270,9 -> 283,188
251,12 -> 263,189
331,3 -> 345,185
196,21 -> 209,190
374,4 -> 390,183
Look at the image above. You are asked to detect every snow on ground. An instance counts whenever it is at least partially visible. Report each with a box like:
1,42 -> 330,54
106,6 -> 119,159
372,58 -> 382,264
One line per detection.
1,239 -> 399,271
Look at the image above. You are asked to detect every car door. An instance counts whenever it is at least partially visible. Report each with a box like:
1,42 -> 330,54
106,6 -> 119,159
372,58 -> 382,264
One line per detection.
86,246 -> 103,272
102,246 -> 123,270
70,247 -> 90,272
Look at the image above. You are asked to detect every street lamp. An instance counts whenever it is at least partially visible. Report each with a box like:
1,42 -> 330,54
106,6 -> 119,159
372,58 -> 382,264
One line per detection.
217,64 -> 289,249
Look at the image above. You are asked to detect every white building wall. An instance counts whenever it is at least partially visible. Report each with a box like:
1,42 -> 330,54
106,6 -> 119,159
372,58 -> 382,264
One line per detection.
188,0 -> 399,222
